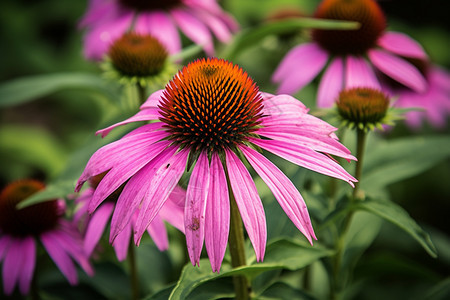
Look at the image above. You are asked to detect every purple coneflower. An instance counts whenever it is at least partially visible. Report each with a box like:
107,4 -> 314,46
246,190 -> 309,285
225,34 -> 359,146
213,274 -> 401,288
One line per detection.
76,58 -> 357,272
80,0 -> 238,60
0,180 -> 93,296
75,172 -> 185,261
272,0 -> 428,108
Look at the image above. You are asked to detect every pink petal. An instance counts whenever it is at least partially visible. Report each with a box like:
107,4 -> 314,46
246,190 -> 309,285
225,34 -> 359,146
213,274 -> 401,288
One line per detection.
41,232 -> 78,285
0,235 -> 12,261
368,49 -> 427,92
317,57 -> 344,107
261,93 -> 309,117
75,129 -> 168,192
83,12 -> 134,61
257,127 -> 355,161
19,236 -> 36,295
134,148 -> 189,245
225,149 -> 267,262
378,31 -> 427,60
2,237 -> 24,294
140,89 -> 164,109
109,140 -> 172,241
191,8 -> 232,42
159,187 -> 186,233
84,202 -> 114,256
112,222 -> 132,262
345,55 -> 380,89
88,137 -> 170,213
171,8 -> 214,55
241,146 -> 316,243
147,215 -> 169,251
135,12 -> 181,54
261,112 -> 337,136
250,138 -> 357,187
205,152 -> 230,272
96,109 -> 161,137
273,43 -> 329,95
185,151 -> 210,267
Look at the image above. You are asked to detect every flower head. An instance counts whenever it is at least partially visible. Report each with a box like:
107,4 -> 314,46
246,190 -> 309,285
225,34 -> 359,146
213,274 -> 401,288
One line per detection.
336,87 -> 393,131
102,32 -> 177,87
80,0 -> 239,61
74,172 -> 185,261
272,0 -> 428,108
0,180 -> 93,296
76,58 -> 357,272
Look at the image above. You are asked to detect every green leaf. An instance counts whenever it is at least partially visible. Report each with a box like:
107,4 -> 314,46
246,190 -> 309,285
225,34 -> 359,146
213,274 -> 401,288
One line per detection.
0,125 -> 68,178
169,238 -> 333,299
222,18 -> 359,59
362,136 -> 450,191
353,197 -> 437,257
0,72 -> 117,107
16,180 -> 75,208
259,282 -> 316,300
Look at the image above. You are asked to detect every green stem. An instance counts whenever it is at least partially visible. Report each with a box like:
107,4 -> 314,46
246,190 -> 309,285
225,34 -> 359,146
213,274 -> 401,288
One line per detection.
30,263 -> 39,300
137,82 -> 147,105
228,185 -> 250,300
128,240 -> 139,300
352,129 -> 366,200
331,128 -> 368,299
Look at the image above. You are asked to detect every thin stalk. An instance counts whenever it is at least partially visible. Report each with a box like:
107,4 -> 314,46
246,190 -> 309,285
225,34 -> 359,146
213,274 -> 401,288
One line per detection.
128,240 -> 139,300
331,128 -> 367,299
137,82 -> 147,106
30,262 -> 39,300
228,185 -> 250,300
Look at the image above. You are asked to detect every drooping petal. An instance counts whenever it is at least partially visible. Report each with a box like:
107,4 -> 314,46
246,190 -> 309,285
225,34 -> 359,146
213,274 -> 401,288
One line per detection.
241,146 -> 316,242
171,8 -> 214,55
257,126 -> 355,161
112,222 -> 132,262
89,138 -> 170,213
345,55 -> 380,89
261,93 -> 309,117
274,43 -> 329,94
205,152 -> 230,272
109,140 -> 173,241
368,49 -> 427,92
134,148 -> 189,245
378,31 -> 427,60
147,215 -> 169,251
83,202 -> 114,256
185,151 -> 210,267
19,236 -> 36,295
191,8 -> 232,42
317,57 -> 344,107
250,138 -> 357,186
159,186 -> 186,233
135,12 -> 181,54
0,235 -> 12,261
225,149 -> 267,262
75,129 -> 168,192
96,109 -> 161,137
2,237 -> 23,294
41,232 -> 78,285
261,112 -> 338,136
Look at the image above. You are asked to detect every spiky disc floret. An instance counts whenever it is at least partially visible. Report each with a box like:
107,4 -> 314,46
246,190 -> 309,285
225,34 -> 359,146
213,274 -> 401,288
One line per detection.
118,0 -> 181,11
337,87 -> 390,131
159,58 -> 264,153
0,180 -> 59,236
312,0 -> 386,55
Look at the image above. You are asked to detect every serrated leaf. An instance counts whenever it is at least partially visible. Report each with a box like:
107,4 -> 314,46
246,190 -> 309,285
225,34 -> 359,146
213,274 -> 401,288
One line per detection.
0,72 -> 117,107
353,197 -> 437,257
222,18 -> 359,59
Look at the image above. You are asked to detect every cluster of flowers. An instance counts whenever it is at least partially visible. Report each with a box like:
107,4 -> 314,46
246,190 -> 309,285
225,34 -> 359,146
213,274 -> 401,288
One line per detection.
1,0 -> 448,296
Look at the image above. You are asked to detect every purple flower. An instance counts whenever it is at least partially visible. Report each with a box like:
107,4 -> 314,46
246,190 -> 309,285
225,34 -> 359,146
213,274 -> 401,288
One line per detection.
0,180 -> 93,296
80,0 -> 239,60
75,181 -> 185,261
272,0 -> 428,108
383,65 -> 450,129
75,58 -> 357,272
